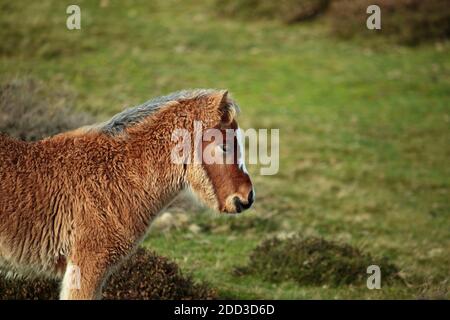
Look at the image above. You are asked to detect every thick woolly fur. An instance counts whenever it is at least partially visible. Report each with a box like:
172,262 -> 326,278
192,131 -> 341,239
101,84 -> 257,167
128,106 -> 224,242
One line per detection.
0,89 -> 253,299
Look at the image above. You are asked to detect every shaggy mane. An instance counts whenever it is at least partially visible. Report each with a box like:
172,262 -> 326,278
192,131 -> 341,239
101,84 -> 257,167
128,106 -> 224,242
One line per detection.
99,89 -> 233,135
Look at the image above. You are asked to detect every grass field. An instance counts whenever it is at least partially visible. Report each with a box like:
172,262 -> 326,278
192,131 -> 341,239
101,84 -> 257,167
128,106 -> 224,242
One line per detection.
1,0 -> 449,299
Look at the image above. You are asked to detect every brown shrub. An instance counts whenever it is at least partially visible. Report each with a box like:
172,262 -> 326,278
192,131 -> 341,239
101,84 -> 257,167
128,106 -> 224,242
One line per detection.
216,0 -> 330,24
0,248 -> 217,300
328,0 -> 450,45
234,235 -> 402,286
0,78 -> 93,141
216,0 -> 449,45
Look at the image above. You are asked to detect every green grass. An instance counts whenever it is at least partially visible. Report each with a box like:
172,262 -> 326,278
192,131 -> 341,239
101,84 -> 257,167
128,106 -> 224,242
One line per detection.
1,0 -> 449,299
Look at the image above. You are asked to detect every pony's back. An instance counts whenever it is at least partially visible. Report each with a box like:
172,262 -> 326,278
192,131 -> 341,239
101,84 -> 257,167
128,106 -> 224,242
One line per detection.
0,133 -> 29,163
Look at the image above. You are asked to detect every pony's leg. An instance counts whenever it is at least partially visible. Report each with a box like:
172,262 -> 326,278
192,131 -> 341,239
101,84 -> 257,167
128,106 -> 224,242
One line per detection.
60,254 -> 111,300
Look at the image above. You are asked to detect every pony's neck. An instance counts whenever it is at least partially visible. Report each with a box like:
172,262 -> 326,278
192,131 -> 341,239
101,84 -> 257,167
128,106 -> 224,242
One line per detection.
124,119 -> 187,219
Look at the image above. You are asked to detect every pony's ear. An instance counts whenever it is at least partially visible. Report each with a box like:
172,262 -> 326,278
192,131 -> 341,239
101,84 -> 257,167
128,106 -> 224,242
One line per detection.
209,90 -> 228,107
211,90 -> 236,126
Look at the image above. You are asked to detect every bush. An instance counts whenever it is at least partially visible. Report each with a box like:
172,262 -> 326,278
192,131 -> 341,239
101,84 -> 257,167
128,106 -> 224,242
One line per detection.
328,0 -> 450,45
0,78 -> 93,141
0,248 -> 217,300
216,0 -> 330,24
234,235 -> 402,286
216,0 -> 450,45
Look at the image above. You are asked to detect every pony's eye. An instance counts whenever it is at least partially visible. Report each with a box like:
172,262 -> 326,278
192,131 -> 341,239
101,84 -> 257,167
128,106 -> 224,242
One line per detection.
219,144 -> 229,153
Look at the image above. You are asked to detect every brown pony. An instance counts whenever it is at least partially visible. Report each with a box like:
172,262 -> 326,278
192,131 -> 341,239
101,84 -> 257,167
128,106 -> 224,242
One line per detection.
0,89 -> 254,299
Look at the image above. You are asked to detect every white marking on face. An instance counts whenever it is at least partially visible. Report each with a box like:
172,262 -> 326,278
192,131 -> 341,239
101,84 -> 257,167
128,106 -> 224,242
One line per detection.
236,127 -> 248,174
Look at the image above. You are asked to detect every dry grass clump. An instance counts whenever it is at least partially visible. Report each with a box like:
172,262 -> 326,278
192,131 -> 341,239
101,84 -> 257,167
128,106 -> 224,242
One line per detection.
0,275 -> 59,300
0,248 -> 217,300
234,235 -> 402,286
216,0 -> 450,45
0,77 -> 93,141
328,0 -> 450,45
216,0 -> 330,24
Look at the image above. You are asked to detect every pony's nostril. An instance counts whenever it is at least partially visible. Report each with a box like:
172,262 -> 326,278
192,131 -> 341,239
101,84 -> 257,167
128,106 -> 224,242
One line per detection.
248,190 -> 254,206
233,196 -> 243,213
232,192 -> 254,213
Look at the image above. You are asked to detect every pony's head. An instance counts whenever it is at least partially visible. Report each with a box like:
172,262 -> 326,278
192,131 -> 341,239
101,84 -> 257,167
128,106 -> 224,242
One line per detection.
98,89 -> 254,214
184,90 -> 254,214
